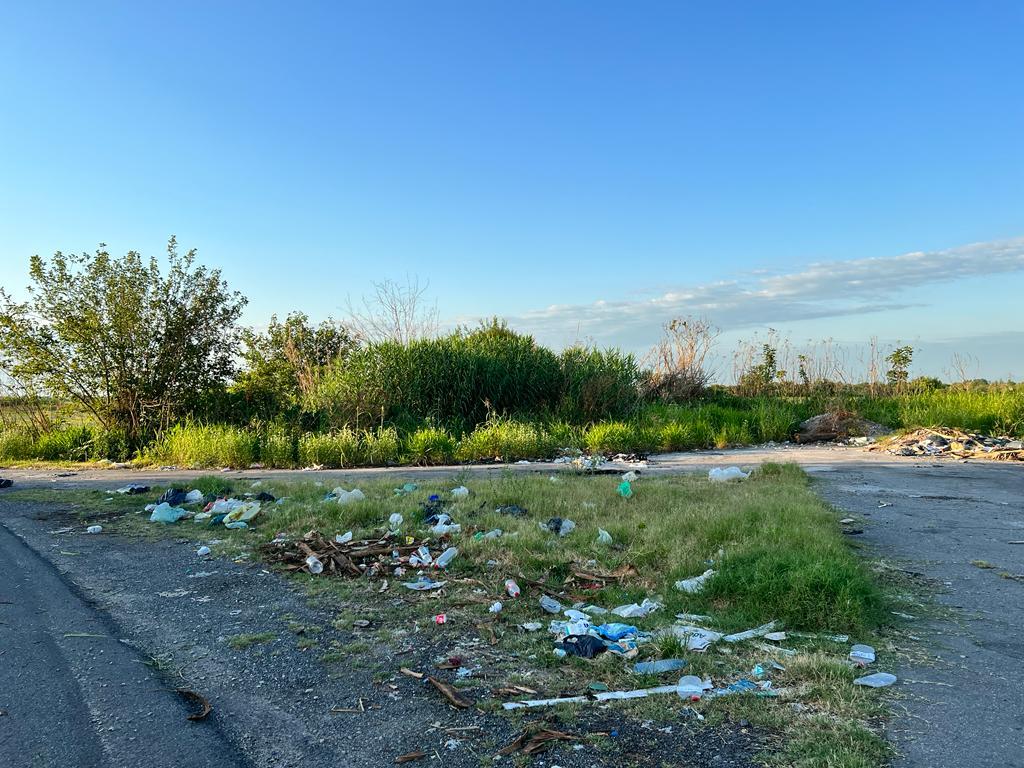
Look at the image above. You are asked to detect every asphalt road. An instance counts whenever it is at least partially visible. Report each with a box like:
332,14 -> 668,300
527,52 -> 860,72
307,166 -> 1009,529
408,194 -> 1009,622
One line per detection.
2,445 -> 1022,766
0,521 -> 248,768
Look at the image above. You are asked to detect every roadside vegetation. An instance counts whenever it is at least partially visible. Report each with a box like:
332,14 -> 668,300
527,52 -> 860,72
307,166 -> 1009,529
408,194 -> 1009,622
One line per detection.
2,241 -> 1021,468
3,466 -> 905,765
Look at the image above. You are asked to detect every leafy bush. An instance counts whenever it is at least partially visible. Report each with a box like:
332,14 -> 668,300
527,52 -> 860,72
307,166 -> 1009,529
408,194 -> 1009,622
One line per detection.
311,324 -> 639,429
0,428 -> 37,461
363,427 -> 401,465
583,421 -> 656,454
91,428 -> 131,462
146,423 -> 258,468
405,427 -> 455,465
260,425 -> 298,468
557,346 -> 641,422
455,419 -> 559,462
298,429 -> 362,468
36,426 -> 94,461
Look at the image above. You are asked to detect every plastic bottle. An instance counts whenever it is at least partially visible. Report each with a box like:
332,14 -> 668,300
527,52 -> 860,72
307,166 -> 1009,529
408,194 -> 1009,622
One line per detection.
504,579 -> 521,598
434,547 -> 458,568
633,659 -> 687,675
86,525 -> 103,534
305,555 -> 324,574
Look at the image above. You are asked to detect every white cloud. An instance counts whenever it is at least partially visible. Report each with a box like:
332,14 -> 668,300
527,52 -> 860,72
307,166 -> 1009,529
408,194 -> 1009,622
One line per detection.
484,237 -> 1024,348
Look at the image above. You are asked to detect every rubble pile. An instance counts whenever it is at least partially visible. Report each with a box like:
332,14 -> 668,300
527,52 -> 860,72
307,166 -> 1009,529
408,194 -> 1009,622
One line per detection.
869,428 -> 1024,460
793,411 -> 890,443
259,529 -> 446,578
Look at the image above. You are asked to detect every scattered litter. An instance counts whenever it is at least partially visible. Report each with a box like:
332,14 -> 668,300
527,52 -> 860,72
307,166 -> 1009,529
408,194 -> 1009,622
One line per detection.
389,513 -> 404,530
433,614 -> 448,625
404,577 -> 447,591
854,672 -> 897,688
541,517 -> 576,536
622,470 -> 640,482
150,502 -> 188,524
86,525 -> 103,534
870,428 -> 1024,461
662,625 -> 722,651
184,489 -> 205,504
708,466 -> 749,481
633,659 -> 687,675
755,641 -> 797,657
474,528 -> 502,540
496,504 -> 528,517
504,579 -> 521,597
521,622 -> 543,632
394,482 -> 418,496
305,555 -> 324,574
262,530 -> 447,581
539,595 -> 564,614
158,589 -> 193,598
850,644 -> 876,666
611,598 -> 661,618
764,631 -> 787,642
450,486 -> 469,498
0,478 -> 13,489
596,528 -> 613,545
157,488 -> 189,505
114,484 -> 150,495
434,547 -> 458,568
675,568 -> 716,593
675,612 -> 711,623
596,622 -> 639,641
330,487 -> 366,504
175,688 -> 212,721
791,631 -> 849,643
617,480 -> 633,498
429,515 -> 461,536
677,675 -> 713,700
196,546 -> 211,557
554,634 -> 606,658
503,681 -> 696,710
336,531 -> 353,544
426,676 -> 470,708
723,622 -> 778,643
488,601 -> 503,613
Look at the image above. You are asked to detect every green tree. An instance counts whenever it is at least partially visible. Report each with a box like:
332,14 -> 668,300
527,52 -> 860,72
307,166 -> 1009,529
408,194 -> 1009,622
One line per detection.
0,238 -> 246,446
885,345 -> 914,389
236,312 -> 356,419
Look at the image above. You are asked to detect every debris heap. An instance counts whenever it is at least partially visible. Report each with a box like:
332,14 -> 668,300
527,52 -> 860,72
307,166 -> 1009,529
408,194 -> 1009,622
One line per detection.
869,428 -> 1023,460
259,530 -> 445,578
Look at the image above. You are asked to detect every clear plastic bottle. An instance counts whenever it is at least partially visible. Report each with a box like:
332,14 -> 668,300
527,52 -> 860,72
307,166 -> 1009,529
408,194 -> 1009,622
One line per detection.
504,579 -> 521,598
434,547 -> 458,568
305,555 -> 324,574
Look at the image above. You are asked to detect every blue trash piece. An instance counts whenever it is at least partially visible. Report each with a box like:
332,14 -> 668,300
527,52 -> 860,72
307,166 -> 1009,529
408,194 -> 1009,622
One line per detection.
596,623 -> 639,641
633,659 -> 687,675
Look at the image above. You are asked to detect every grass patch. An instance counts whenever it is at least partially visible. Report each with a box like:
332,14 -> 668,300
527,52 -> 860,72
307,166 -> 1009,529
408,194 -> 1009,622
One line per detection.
227,632 -> 276,650
8,466 -> 896,765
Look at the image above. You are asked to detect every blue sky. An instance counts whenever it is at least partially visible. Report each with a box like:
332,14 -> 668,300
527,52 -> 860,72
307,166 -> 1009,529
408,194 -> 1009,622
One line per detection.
2,1 -> 1022,379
